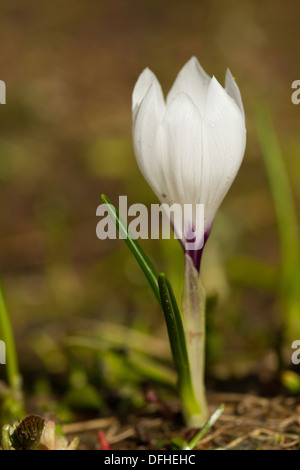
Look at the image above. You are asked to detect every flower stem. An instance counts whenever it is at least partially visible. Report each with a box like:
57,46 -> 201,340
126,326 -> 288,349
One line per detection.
158,274 -> 202,424
181,254 -> 208,427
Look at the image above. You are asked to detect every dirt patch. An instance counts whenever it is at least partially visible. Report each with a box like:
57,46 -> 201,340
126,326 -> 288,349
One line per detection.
62,392 -> 300,450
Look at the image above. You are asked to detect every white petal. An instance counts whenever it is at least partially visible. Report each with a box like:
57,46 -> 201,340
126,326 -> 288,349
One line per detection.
201,77 -> 246,228
160,93 -> 202,203
166,57 -> 211,115
158,93 -> 203,240
132,68 -> 162,120
132,80 -> 165,195
225,68 -> 245,120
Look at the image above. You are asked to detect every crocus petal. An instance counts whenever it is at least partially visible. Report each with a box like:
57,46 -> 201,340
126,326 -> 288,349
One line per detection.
225,68 -> 245,120
132,79 -> 166,196
132,68 -> 162,120
201,76 -> 246,228
159,93 -> 202,205
157,93 -> 203,244
166,57 -> 211,115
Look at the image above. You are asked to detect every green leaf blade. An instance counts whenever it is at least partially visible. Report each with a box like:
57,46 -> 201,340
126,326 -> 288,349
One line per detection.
158,273 -> 201,420
101,194 -> 161,304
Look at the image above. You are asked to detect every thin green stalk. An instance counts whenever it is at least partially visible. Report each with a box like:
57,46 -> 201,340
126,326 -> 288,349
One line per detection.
101,194 -> 161,304
254,106 -> 299,268
184,403 -> 224,450
0,278 -> 22,391
254,105 -> 300,339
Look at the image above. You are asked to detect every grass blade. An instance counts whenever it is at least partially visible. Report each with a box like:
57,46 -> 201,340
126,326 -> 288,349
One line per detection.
253,105 -> 300,338
254,105 -> 299,268
0,278 -> 21,390
184,403 -> 225,450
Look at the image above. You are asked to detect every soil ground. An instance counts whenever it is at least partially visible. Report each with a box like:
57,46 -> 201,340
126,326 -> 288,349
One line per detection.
62,392 -> 300,450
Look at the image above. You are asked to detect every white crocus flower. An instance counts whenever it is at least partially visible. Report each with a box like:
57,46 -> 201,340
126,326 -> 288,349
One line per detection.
132,57 -> 246,271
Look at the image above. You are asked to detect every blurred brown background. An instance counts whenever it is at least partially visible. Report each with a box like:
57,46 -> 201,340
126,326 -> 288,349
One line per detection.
0,0 -> 299,384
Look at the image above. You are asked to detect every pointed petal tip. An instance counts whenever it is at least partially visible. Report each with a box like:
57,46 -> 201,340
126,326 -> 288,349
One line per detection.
225,68 -> 245,120
225,67 -> 237,88
208,74 -> 242,110
166,58 -> 211,112
209,75 -> 223,91
132,67 -> 159,113
184,55 -> 204,69
187,55 -> 200,65
182,56 -> 210,78
140,66 -> 154,79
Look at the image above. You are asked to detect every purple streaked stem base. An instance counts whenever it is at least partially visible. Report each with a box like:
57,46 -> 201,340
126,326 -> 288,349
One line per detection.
183,228 -> 212,273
